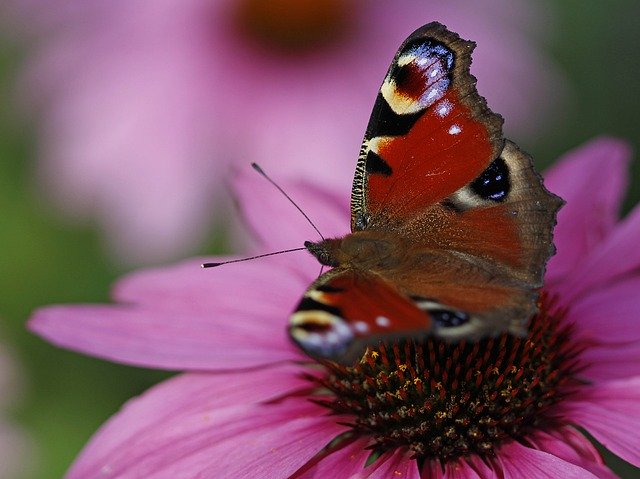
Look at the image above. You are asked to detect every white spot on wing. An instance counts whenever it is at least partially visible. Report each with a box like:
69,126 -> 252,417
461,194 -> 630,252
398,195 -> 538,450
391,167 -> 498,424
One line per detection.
354,321 -> 369,334
375,316 -> 391,327
448,125 -> 462,135
437,99 -> 452,118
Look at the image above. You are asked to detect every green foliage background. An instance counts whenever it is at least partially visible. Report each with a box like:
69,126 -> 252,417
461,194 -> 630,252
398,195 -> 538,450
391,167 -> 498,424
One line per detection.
0,1 -> 639,477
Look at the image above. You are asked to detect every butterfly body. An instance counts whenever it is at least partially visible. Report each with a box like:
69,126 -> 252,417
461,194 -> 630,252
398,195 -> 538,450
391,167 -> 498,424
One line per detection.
305,231 -> 403,269
289,23 -> 563,364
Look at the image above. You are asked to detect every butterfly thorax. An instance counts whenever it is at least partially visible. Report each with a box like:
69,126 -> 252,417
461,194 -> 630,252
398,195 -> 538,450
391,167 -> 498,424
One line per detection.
304,231 -> 403,270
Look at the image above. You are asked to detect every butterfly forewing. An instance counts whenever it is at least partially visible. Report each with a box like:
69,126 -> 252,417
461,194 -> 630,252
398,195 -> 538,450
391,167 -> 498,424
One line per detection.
351,23 -> 504,230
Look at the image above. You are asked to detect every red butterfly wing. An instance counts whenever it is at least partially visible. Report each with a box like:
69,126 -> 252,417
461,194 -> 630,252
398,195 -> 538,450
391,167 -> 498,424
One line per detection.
289,269 -> 431,364
351,23 -> 503,230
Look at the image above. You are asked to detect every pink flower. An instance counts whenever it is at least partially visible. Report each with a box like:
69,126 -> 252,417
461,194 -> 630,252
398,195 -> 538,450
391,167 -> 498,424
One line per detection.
7,0 -> 563,263
30,137 -> 640,477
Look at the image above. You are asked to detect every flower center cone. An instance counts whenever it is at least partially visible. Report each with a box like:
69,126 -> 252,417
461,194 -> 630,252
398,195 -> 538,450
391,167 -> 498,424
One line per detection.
311,295 -> 585,464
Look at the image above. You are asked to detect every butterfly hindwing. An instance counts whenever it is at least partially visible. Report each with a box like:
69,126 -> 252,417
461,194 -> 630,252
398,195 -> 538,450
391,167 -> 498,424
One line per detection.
289,269 -> 431,363
439,140 -> 563,285
358,145 -> 561,343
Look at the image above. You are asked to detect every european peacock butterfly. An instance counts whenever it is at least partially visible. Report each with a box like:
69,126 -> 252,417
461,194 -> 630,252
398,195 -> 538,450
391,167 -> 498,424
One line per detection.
288,22 -> 563,364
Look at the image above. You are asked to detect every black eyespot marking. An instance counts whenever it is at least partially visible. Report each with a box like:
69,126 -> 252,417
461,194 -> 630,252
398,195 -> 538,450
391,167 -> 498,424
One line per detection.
367,93 -> 424,137
316,284 -> 345,293
470,157 -> 510,202
430,309 -> 469,328
409,295 -> 436,302
296,321 -> 333,334
365,150 -> 392,176
296,297 -> 342,318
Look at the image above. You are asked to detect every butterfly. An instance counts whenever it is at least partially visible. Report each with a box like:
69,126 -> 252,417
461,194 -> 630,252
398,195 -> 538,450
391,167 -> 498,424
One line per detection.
288,22 -> 563,365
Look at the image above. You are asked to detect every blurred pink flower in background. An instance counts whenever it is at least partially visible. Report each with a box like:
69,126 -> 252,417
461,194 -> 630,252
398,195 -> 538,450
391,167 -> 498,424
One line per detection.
0,342 -> 32,479
6,0 -> 563,264
30,138 -> 640,477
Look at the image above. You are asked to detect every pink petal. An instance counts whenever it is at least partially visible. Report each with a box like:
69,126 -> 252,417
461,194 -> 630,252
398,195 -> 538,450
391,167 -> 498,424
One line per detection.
457,455 -> 496,478
544,137 -> 631,283
554,202 -> 640,304
568,276 -> 640,344
112,257 -> 311,317
354,448 -> 420,479
72,366 -> 310,466
526,427 -> 617,479
29,303 -> 301,370
293,438 -> 370,478
196,403 -> 347,479
421,460 -> 447,479
561,378 -> 640,468
233,168 -> 350,253
423,456 -> 494,479
29,256 -> 315,370
580,342 -> 640,382
496,440 -> 600,478
69,370 -> 346,478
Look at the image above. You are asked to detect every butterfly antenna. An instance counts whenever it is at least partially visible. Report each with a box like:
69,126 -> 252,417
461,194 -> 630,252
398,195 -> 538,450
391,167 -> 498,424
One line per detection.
202,247 -> 307,268
251,163 -> 325,240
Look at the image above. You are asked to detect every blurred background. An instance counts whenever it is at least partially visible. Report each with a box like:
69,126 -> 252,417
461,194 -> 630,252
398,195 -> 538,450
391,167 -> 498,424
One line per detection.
0,1 -> 638,477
